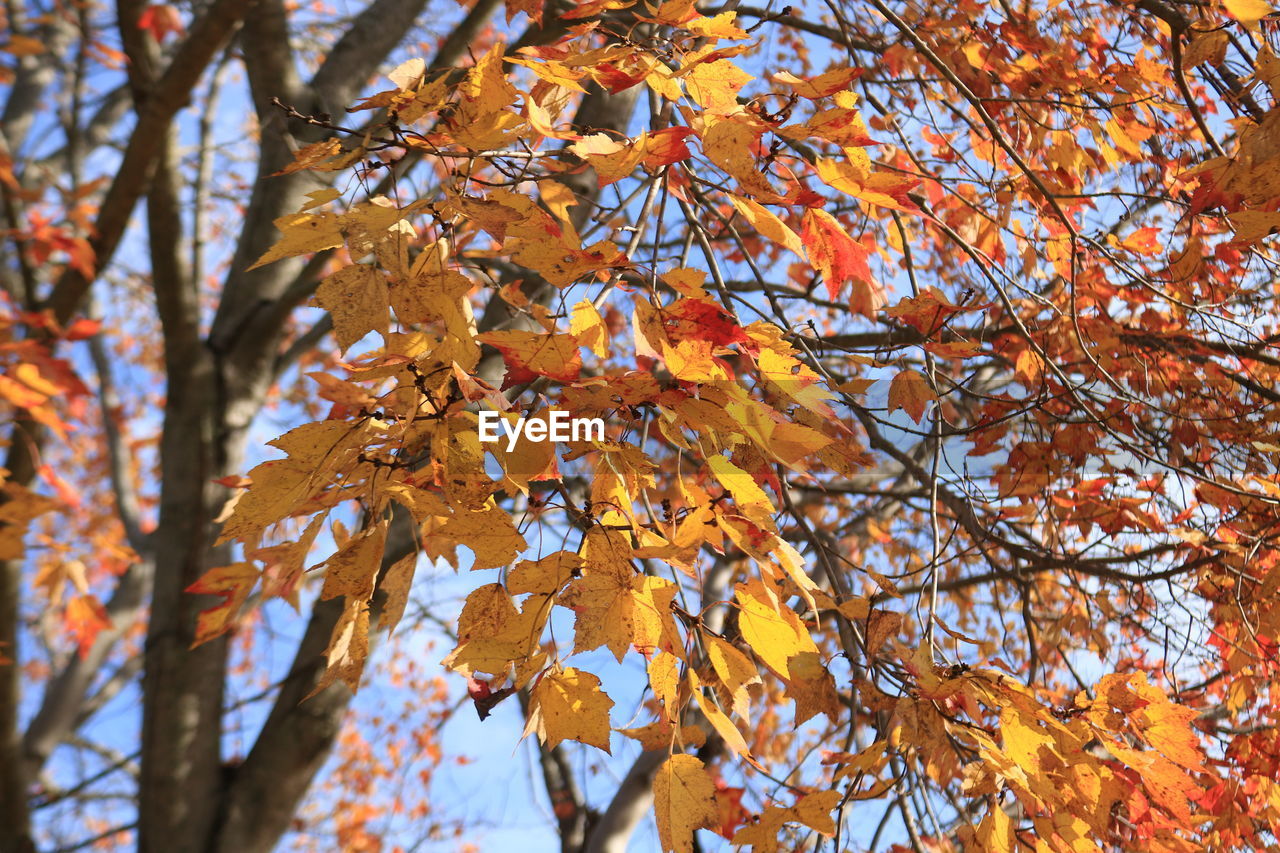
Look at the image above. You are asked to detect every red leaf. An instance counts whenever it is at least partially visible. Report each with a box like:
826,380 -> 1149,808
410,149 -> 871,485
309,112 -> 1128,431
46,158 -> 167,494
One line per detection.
801,208 -> 880,317
137,4 -> 184,42
37,464 -> 80,509
65,595 -> 112,659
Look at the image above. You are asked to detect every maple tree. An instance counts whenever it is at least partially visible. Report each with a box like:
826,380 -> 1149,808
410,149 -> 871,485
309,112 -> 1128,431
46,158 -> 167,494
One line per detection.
4,0 -> 1280,849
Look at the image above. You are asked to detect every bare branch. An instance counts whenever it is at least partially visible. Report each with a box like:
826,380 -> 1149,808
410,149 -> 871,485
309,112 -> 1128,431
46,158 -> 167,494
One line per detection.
86,329 -> 147,553
42,0 -> 254,325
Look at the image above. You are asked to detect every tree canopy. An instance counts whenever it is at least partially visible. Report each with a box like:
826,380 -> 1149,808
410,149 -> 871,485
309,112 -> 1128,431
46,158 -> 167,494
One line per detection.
3,0 -> 1280,850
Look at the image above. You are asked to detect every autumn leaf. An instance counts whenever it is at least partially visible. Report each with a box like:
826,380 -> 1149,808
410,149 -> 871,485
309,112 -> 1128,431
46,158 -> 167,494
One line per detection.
248,212 -> 344,270
187,562 -> 261,646
1224,0 -> 1273,26
559,528 -> 682,660
705,634 -> 760,721
65,594 -> 112,658
732,790 -> 841,848
320,519 -> 388,601
733,578 -> 818,679
137,4 -> 184,41
438,505 -> 527,570
476,330 -> 583,387
654,754 -> 719,853
887,369 -> 934,423
801,208 -> 880,316
523,666 -> 614,752
315,265 -> 389,351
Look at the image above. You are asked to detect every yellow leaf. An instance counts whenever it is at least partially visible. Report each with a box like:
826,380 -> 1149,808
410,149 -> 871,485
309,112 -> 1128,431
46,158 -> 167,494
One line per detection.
187,562 -> 259,645
570,299 -> 609,357
732,790 -> 841,847
248,212 -> 344,270
273,138 -> 343,175
784,650 -> 840,725
438,505 -> 527,570
315,264 -> 389,351
705,634 -> 760,721
690,671 -> 750,758
683,59 -> 752,115
733,578 -> 818,678
974,799 -> 1015,852
1227,209 -> 1280,243
309,598 -> 370,695
728,195 -> 804,255
707,455 -> 774,522
559,529 -> 683,660
774,66 -> 863,99
649,650 -> 682,719
1225,0 -> 1273,25
443,582 -> 546,676
476,330 -> 583,384
508,550 -> 581,595
378,552 -> 417,636
688,11 -> 749,39
508,56 -> 588,93
654,754 -> 718,853
523,666 -> 614,752
320,520 -> 388,601
703,117 -> 775,198
618,719 -> 706,751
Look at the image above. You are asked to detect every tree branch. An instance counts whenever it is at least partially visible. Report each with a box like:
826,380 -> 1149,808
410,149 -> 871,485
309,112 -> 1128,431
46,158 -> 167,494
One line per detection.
211,506 -> 417,853
42,0 -> 253,325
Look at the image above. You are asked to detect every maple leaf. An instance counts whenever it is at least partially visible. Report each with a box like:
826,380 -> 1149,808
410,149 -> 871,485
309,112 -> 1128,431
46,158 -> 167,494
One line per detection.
1224,0 -> 1273,26
887,369 -> 935,423
617,719 -> 706,751
137,4 -> 184,42
654,754 -> 719,853
476,330 -> 583,387
309,598 -> 370,695
883,288 -> 976,335
187,562 -> 261,646
690,671 -> 751,758
438,505 -> 527,570
972,802 -> 1015,853
683,59 -> 753,115
732,790 -> 841,848
65,594 -> 112,659
443,582 -> 547,676
801,208 -> 880,316
559,528 -> 682,660
522,666 -> 614,752
733,578 -> 818,679
707,455 -> 775,527
248,212 -> 344,270
507,550 -> 580,595
320,520 -> 388,602
774,67 -> 864,98
729,195 -> 804,256
315,265 -> 389,351
376,552 -> 416,637
705,634 -> 760,721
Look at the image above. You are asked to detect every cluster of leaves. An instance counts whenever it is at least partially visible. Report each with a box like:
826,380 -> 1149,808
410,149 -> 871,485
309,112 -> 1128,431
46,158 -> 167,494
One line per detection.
177,0 -> 1280,848
7,0 -> 1280,848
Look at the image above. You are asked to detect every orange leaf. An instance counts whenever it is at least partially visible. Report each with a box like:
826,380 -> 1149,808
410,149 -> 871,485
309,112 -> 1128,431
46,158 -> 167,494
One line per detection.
887,369 -> 935,423
801,208 -> 880,316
